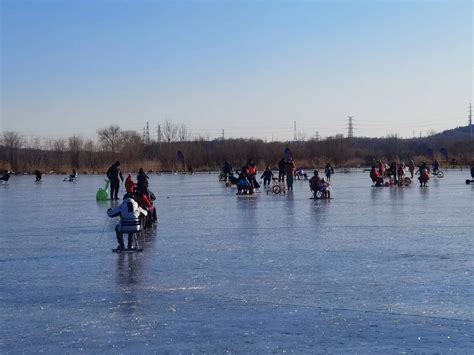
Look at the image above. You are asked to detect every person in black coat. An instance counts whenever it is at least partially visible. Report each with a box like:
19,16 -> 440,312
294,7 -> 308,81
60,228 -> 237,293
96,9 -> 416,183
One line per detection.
136,168 -> 150,196
278,158 -> 286,182
107,161 -> 124,200
34,170 -> 42,182
261,166 -> 273,186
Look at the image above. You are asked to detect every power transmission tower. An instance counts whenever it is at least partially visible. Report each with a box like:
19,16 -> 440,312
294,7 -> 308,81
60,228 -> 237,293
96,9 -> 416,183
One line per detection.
145,122 -> 150,144
293,121 -> 297,141
315,131 -> 320,141
157,124 -> 162,143
222,129 -> 225,140
469,103 -> 472,139
470,103 -> 473,163
347,116 -> 354,139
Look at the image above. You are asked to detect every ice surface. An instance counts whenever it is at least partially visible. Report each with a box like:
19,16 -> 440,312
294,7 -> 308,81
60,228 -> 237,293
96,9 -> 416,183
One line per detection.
1,171 -> 473,353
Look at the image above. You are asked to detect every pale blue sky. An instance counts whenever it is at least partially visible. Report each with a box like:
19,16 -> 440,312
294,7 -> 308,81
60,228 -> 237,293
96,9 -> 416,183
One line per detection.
1,0 -> 472,141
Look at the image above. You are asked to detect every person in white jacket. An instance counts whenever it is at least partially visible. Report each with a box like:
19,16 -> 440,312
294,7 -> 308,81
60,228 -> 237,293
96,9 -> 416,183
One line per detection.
107,193 -> 147,250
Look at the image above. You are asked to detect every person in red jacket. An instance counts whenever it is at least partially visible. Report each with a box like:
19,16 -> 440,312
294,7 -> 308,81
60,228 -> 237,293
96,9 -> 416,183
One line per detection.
244,159 -> 260,192
419,168 -> 430,187
125,174 -> 136,193
377,160 -> 385,177
370,165 -> 383,187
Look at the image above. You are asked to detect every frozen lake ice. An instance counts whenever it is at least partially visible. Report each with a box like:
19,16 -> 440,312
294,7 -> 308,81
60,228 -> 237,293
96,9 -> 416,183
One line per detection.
1,171 -> 473,353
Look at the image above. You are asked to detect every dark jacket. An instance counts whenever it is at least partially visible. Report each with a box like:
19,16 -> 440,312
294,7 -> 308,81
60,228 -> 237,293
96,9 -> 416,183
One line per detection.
261,169 -> 273,180
107,165 -> 123,182
278,159 -> 286,172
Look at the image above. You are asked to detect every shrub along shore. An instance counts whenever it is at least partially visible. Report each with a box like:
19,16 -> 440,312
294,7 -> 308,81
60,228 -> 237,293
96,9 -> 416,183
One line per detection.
1,127 -> 472,174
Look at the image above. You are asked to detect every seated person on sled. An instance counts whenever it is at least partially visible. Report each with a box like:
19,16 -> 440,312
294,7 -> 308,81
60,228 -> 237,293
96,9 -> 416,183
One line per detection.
261,166 -> 273,186
134,188 -> 157,228
221,161 -> 233,182
295,167 -> 308,180
107,193 -> 147,251
309,170 -> 331,198
68,169 -> 78,181
0,170 -> 11,183
236,170 -> 252,195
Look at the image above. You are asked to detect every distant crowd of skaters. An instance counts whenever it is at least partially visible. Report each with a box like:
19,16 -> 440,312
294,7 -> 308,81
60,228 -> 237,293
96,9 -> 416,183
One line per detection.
370,159 -> 441,187
220,158 -> 334,198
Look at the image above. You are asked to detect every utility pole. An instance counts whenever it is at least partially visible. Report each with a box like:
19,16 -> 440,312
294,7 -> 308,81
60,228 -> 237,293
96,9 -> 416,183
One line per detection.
347,116 -> 354,139
145,121 -> 150,144
469,102 -> 472,139
470,103 -> 473,163
293,121 -> 297,141
157,124 -> 162,143
222,129 -> 225,140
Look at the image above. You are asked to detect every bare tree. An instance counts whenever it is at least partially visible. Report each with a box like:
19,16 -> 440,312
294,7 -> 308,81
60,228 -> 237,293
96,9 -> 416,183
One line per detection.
426,129 -> 437,137
53,138 -> 67,170
28,136 -> 43,150
178,123 -> 191,142
296,131 -> 307,142
120,130 -> 144,161
1,131 -> 23,170
162,120 -> 178,143
97,125 -> 122,160
83,139 -> 97,170
68,135 -> 84,168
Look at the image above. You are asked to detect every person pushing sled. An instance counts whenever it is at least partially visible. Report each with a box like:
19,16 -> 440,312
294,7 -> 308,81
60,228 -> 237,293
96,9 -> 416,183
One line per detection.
107,193 -> 148,252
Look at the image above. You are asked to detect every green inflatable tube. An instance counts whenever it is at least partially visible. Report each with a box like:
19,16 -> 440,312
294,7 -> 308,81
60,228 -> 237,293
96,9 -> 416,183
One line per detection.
96,179 -> 110,201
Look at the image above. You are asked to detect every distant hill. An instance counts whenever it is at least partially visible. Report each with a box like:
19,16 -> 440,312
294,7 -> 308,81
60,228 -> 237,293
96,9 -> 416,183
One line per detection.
432,125 -> 472,140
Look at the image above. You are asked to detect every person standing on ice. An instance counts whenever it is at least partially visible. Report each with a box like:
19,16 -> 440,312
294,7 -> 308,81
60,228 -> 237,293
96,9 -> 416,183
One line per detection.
34,170 -> 42,182
107,161 -> 124,200
245,159 -> 260,192
324,162 -> 334,181
278,158 -> 286,182
408,160 -> 416,178
125,174 -> 136,193
222,161 -> 233,181
136,168 -> 150,196
286,158 -> 296,190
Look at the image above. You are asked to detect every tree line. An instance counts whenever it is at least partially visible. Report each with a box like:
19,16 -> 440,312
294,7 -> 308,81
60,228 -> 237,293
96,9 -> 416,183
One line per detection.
1,124 -> 472,173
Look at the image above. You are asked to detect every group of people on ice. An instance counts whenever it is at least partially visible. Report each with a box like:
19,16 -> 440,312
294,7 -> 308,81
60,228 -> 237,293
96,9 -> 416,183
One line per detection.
221,159 -> 334,198
106,161 -> 158,251
0,168 -> 77,183
370,159 -> 441,187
